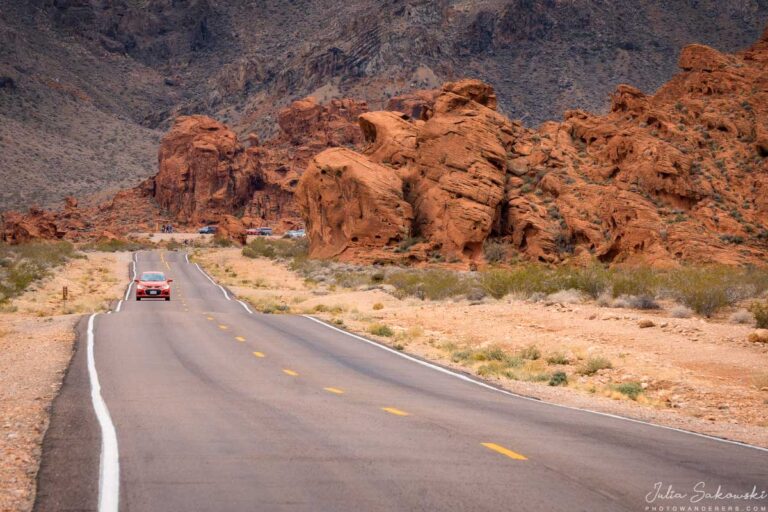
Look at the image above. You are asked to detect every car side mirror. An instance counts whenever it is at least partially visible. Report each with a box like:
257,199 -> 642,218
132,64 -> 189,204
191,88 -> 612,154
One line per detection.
167,279 -> 173,283
134,279 -> 139,283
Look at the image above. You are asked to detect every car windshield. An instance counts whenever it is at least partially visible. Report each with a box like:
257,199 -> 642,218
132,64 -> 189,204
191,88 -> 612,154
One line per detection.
141,272 -> 166,282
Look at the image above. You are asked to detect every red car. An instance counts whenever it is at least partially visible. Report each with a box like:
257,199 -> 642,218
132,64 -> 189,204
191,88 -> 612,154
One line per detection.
135,271 -> 173,301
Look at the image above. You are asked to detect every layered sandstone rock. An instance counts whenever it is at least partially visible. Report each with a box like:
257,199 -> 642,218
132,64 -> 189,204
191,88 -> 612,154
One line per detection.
148,115 -> 256,225
296,148 -> 412,260
297,31 -> 768,266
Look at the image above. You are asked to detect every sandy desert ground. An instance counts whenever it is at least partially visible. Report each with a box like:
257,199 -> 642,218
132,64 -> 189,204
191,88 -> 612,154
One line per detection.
0,251 -> 129,512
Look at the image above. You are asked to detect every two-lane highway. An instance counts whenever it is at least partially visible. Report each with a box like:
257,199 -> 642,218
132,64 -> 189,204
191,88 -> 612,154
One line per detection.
34,250 -> 767,511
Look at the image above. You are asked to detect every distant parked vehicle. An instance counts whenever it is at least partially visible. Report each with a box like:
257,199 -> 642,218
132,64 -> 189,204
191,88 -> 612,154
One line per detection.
285,229 -> 306,239
246,227 -> 273,236
198,226 -> 218,234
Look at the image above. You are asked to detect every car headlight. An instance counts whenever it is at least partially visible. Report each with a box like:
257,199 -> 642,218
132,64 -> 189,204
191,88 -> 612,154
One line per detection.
137,284 -> 145,290
162,284 -> 170,290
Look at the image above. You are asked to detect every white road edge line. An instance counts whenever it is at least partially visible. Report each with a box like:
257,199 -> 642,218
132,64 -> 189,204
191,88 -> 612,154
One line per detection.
194,263 -> 230,300
301,314 -> 768,454
237,300 -> 254,314
122,253 -> 137,302
86,314 -> 120,512
185,253 -> 189,264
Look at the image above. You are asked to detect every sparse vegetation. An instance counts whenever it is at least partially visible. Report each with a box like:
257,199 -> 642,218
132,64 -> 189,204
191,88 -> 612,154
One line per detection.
368,323 -> 394,337
385,270 -> 471,300
243,237 -> 308,260
81,238 -> 150,252
612,381 -> 643,400
546,352 -> 571,365
482,240 -> 508,263
729,309 -> 754,325
549,371 -> 568,386
579,356 -> 613,376
518,344 -> 541,360
669,305 -> 693,318
749,301 -> 768,328
0,242 -> 77,303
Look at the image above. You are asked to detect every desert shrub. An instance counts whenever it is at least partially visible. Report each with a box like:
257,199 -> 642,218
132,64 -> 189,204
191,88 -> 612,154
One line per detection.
483,240 -> 508,263
479,265 -> 550,299
386,270 -> 470,300
546,352 -> 570,365
368,323 -> 394,337
612,382 -> 643,400
729,309 -> 754,325
249,298 -> 291,314
579,356 -> 613,376
669,304 -> 693,318
331,271 -> 370,289
610,267 -> 659,298
451,350 -> 473,363
518,344 -> 541,360
81,238 -> 148,252
212,236 -> 234,247
547,289 -> 584,304
465,288 -> 486,301
0,242 -> 77,302
312,304 -> 332,313
552,264 -> 611,299
243,237 -> 308,260
624,295 -> 660,310
549,371 -> 568,386
749,301 -> 768,328
372,302 -> 384,310
663,267 -> 732,317
477,361 -> 518,378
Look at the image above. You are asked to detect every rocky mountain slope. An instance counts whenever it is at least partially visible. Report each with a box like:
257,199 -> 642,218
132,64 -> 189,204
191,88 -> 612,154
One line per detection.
2,0 -> 767,210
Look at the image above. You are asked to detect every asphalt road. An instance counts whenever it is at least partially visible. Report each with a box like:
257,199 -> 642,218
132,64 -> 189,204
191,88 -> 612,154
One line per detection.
35,250 -> 768,512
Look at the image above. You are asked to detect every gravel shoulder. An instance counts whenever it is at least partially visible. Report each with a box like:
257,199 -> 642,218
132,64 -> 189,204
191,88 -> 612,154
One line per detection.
0,251 -> 129,512
194,248 -> 768,448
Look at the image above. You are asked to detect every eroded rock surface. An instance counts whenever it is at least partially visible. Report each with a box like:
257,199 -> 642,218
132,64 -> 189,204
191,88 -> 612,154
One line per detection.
296,148 -> 412,260
297,31 -> 768,266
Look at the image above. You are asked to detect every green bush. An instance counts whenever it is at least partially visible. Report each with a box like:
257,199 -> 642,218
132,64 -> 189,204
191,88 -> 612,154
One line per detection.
663,267 -> 733,317
750,301 -> 768,328
368,323 -> 394,337
610,267 -> 659,298
386,270 -> 470,300
612,381 -> 643,400
579,356 -> 613,376
549,371 -> 568,386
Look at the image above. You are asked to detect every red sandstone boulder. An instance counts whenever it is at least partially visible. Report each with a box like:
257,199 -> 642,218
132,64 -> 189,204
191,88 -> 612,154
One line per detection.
150,115 -> 256,225
295,148 -> 413,260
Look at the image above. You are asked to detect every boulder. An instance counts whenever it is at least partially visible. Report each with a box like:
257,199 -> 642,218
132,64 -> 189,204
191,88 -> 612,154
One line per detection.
295,148 -> 412,259
149,115 -> 256,224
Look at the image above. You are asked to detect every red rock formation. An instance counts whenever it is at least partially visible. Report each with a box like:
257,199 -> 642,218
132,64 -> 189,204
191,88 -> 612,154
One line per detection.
297,28 -> 768,266
147,115 -> 256,225
8,27 -> 768,266
404,80 -> 516,261
385,89 -> 439,120
296,148 -> 412,261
